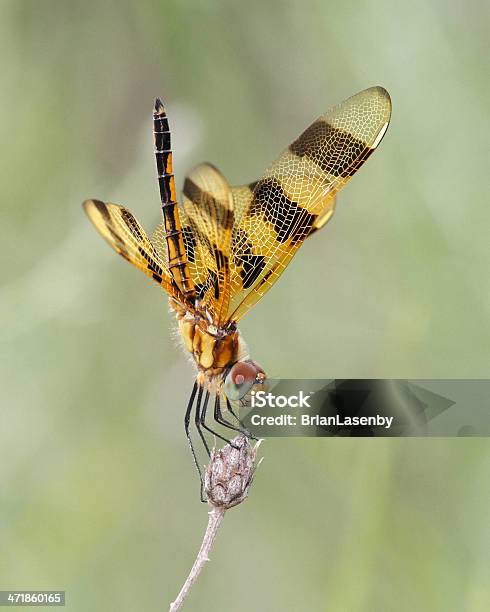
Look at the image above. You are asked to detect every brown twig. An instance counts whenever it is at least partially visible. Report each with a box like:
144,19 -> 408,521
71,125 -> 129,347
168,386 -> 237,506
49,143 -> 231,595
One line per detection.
169,506 -> 225,612
169,436 -> 261,611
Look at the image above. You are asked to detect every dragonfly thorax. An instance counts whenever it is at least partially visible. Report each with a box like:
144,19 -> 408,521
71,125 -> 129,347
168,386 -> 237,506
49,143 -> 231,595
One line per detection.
175,308 -> 246,379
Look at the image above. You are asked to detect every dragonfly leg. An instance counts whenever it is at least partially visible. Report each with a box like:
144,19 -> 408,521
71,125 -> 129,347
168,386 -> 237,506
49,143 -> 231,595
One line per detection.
213,395 -> 256,440
194,384 -> 210,457
213,394 -> 253,442
184,381 -> 206,502
226,401 -> 244,426
199,390 -> 236,447
225,399 -> 257,440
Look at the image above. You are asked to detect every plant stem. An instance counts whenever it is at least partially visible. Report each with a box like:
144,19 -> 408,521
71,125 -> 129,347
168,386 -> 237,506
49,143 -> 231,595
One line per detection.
169,506 -> 226,611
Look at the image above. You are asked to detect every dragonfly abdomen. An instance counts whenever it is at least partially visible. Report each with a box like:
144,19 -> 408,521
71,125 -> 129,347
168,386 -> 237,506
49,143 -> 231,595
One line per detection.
154,99 -> 196,298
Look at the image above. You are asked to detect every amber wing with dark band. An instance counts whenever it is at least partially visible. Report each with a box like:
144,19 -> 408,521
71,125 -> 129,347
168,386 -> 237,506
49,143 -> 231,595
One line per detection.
225,86 -> 391,322
83,199 -> 184,303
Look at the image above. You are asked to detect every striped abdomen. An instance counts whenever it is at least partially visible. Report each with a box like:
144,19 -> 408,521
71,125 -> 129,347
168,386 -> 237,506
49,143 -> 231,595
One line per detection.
153,99 -> 195,299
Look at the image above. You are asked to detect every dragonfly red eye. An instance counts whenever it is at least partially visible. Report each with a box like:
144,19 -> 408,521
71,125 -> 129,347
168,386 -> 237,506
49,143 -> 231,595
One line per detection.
231,362 -> 257,386
224,360 -> 265,401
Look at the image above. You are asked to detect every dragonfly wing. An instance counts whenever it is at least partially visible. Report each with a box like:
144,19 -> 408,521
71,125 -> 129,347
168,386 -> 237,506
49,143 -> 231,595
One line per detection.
226,86 -> 391,322
178,162 -> 235,324
232,185 -> 337,238
83,199 -> 183,301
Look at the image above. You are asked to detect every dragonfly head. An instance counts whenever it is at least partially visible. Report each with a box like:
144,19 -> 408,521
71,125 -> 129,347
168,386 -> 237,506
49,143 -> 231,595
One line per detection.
223,359 -> 266,402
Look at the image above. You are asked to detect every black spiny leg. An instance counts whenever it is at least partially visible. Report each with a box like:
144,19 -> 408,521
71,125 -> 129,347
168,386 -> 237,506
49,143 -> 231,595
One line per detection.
226,398 -> 257,440
194,385 -> 210,457
184,381 -> 205,501
199,390 -> 236,446
212,392 -> 254,438
214,393 -> 249,440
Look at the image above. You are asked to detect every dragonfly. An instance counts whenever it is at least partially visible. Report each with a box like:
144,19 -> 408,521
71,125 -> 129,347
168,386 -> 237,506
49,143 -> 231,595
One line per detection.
83,86 -> 391,494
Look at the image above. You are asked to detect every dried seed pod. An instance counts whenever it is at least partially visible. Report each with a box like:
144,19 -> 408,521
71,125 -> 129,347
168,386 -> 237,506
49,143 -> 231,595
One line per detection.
204,435 -> 261,509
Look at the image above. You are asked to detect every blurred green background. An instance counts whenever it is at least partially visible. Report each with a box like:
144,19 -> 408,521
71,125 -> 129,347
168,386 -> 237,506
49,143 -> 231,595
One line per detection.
1,1 -> 489,610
